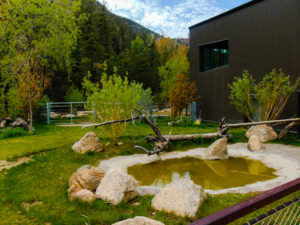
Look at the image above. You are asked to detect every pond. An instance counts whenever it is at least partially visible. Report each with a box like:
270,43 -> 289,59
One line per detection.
127,157 -> 277,190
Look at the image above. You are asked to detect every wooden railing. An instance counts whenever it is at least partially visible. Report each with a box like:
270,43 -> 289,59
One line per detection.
190,178 -> 300,225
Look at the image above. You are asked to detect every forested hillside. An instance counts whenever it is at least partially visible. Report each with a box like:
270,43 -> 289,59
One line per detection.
0,0 -> 192,122
49,0 -> 161,101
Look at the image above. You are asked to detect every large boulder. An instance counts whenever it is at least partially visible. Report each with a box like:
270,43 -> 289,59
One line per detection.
246,125 -> 277,142
95,169 -> 138,205
75,189 -> 96,202
68,165 -> 105,201
204,137 -> 228,160
247,135 -> 265,151
151,179 -> 206,218
72,131 -> 103,154
112,216 -> 164,225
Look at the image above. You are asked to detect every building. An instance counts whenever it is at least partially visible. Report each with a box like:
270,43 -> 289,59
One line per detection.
189,0 -> 300,123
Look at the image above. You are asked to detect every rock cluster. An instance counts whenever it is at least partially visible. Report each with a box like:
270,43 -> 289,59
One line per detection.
151,179 -> 206,218
205,137 -> 228,160
0,117 -> 30,130
246,125 -> 277,151
72,131 -> 103,154
68,165 -> 105,201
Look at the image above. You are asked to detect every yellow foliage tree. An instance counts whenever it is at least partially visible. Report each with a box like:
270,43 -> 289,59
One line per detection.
169,73 -> 199,119
13,53 -> 50,131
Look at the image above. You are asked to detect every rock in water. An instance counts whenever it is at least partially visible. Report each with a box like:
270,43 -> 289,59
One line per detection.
68,165 -> 105,201
247,135 -> 265,151
75,189 -> 96,202
95,169 -> 138,205
205,137 -> 228,160
151,179 -> 206,218
246,125 -> 277,142
112,216 -> 164,225
72,131 -> 103,154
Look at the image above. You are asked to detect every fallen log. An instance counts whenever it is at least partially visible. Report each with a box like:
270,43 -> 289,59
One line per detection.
222,118 -> 300,129
277,121 -> 300,139
145,133 -> 219,142
83,116 -> 140,129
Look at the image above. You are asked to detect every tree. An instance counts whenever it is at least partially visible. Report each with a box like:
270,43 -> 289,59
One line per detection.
155,37 -> 190,102
83,64 -> 144,145
0,0 -> 81,113
158,52 -> 189,102
155,37 -> 177,64
229,69 -> 300,121
117,36 -> 161,94
12,53 -> 50,131
169,73 -> 198,119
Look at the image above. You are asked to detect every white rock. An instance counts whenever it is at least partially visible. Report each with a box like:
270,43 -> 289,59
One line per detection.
96,169 -> 138,205
112,216 -> 164,225
246,125 -> 277,142
50,112 -> 61,119
75,189 -> 96,202
205,137 -> 228,160
151,179 -> 206,218
72,131 -> 103,154
247,135 -> 265,151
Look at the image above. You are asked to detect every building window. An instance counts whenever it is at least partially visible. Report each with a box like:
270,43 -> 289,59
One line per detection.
200,40 -> 229,72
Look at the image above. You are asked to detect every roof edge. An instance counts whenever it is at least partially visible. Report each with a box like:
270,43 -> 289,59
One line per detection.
189,0 -> 266,29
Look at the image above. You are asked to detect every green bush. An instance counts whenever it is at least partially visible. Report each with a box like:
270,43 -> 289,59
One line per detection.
229,69 -> 300,121
83,65 -> 144,145
64,84 -> 84,102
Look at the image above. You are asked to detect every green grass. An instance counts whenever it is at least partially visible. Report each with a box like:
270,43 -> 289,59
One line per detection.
0,119 -> 299,224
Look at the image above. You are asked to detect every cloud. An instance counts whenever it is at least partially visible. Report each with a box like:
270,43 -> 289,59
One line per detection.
103,0 -> 225,38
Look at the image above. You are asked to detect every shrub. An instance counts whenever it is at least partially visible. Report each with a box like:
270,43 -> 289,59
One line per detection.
83,65 -> 144,145
229,69 -> 300,121
139,88 -> 153,112
64,85 -> 84,102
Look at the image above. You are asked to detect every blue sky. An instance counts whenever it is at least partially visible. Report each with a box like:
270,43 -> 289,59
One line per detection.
103,0 -> 250,38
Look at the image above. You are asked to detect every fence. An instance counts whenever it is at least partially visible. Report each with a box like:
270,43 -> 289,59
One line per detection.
46,102 -> 95,125
190,178 -> 300,225
46,101 -> 198,125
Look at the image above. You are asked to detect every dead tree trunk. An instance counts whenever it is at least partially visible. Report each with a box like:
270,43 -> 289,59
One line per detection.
145,133 -> 219,142
277,121 -> 300,139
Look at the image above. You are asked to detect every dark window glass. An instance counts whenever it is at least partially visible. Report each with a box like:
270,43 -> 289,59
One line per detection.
200,40 -> 229,72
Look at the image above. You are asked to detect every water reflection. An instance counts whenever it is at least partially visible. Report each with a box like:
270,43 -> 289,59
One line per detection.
127,157 -> 277,190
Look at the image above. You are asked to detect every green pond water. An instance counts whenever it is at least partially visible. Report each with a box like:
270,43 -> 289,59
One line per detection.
127,157 -> 277,190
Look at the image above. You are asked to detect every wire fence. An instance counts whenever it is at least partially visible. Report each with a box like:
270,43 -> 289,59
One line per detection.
45,102 -> 198,125
244,195 -> 300,225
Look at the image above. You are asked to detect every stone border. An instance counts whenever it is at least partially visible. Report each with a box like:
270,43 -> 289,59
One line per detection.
98,143 -> 300,195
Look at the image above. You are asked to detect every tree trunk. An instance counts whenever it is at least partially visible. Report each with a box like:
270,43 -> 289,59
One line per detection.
146,132 -> 219,142
277,121 -> 300,139
28,95 -> 33,132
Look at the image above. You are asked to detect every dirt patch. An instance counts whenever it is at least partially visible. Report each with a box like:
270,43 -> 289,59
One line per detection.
21,201 -> 43,211
0,156 -> 32,172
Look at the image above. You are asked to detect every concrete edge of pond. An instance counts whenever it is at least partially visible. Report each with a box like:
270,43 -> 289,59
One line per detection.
98,143 -> 300,196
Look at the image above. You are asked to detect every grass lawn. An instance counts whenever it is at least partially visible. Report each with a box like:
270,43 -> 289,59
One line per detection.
0,119 -> 299,225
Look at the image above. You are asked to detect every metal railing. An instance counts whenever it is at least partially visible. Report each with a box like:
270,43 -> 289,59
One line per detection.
190,178 -> 300,225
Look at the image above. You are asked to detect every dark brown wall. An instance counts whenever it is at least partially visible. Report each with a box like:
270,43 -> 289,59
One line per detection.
190,0 -> 300,122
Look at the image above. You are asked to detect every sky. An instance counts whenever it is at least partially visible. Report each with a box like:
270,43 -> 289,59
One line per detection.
102,0 -> 251,38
